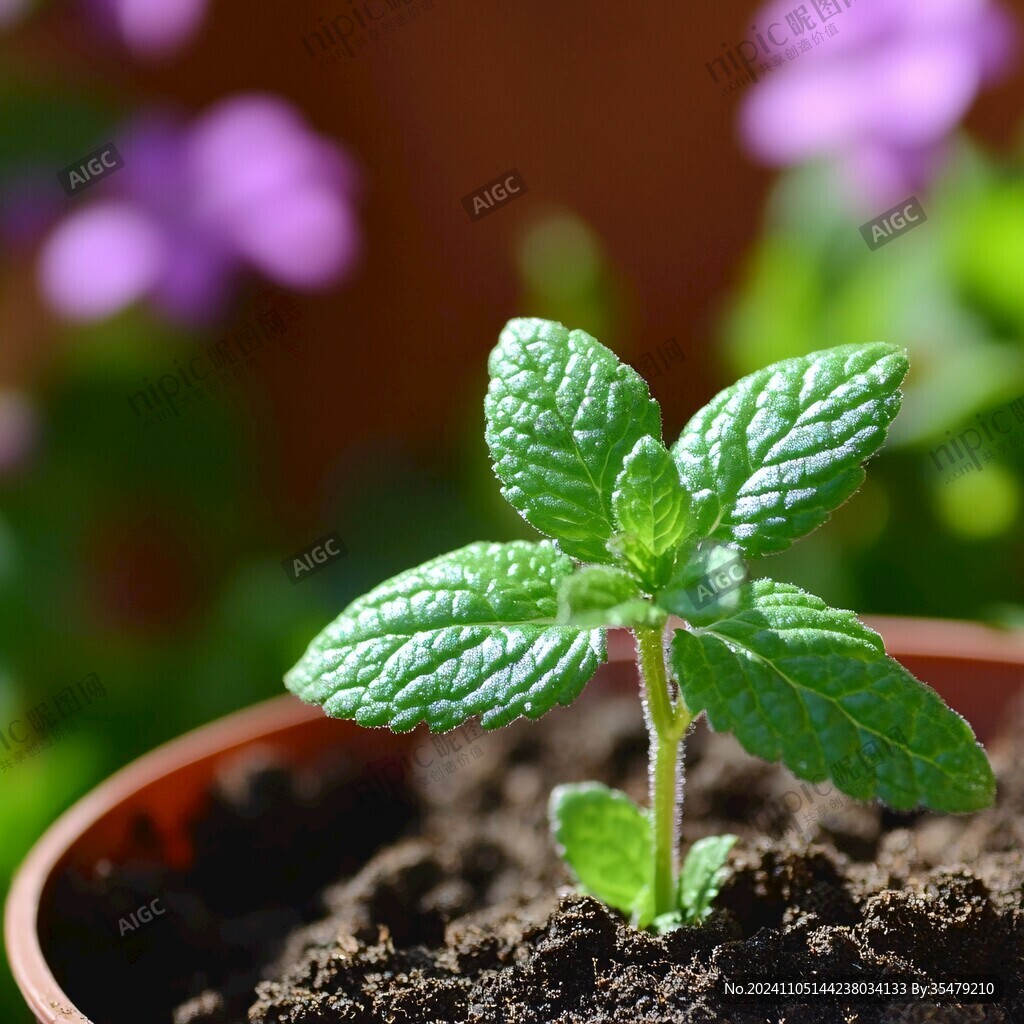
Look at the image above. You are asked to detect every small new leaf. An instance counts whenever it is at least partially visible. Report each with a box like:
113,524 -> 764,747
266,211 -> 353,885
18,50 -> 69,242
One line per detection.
558,566 -> 639,618
286,541 -> 605,732
550,782 -> 653,926
679,834 -> 737,924
670,344 -> 908,557
486,319 -> 662,564
611,435 -> 694,590
557,567 -> 666,628
671,580 -> 995,812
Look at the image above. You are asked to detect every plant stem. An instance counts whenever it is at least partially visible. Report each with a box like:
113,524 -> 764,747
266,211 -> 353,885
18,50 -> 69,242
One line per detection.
635,627 -> 692,919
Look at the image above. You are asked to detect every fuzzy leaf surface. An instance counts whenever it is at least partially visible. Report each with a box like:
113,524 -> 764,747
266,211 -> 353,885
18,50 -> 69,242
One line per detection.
611,435 -> 694,589
550,782 -> 653,924
558,566 -> 640,618
485,318 -> 662,564
670,344 -> 908,557
679,834 -> 737,923
556,567 -> 664,628
671,580 -> 994,812
285,541 -> 605,732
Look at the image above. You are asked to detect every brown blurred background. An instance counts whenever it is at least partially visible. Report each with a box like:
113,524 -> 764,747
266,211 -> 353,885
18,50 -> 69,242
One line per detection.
3,0 -> 1020,514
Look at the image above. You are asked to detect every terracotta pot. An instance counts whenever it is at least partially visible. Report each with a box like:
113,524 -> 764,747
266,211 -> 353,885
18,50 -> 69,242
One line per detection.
6,617 -> 1024,1024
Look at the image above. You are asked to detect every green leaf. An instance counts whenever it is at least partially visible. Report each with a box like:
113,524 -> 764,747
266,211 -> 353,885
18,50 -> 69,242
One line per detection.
558,565 -> 639,616
285,541 -> 605,732
679,834 -> 737,923
607,532 -> 681,591
485,319 -> 662,564
611,435 -> 694,590
670,580 -> 995,812
557,566 -> 665,628
550,782 -> 653,925
670,344 -> 908,557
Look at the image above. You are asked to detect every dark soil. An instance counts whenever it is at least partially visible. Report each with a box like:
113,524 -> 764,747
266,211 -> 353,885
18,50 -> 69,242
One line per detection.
45,680 -> 1023,1024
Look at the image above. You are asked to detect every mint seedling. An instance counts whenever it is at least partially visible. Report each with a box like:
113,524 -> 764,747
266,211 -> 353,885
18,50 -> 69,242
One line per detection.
286,318 -> 995,930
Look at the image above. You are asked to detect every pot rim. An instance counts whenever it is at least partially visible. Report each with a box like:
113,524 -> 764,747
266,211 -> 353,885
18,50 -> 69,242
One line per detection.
6,616 -> 1024,1023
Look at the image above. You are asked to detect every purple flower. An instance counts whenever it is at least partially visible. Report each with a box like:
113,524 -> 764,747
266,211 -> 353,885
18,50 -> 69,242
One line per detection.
38,95 -> 362,325
83,0 -> 209,59
739,0 -> 1015,207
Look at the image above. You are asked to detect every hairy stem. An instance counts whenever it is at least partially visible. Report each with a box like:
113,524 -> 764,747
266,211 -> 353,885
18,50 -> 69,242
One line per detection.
635,627 -> 692,919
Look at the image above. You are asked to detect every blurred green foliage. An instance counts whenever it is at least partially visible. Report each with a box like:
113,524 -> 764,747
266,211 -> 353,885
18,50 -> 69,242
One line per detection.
0,76 -> 120,175
719,143 -> 1024,623
515,209 -> 623,343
